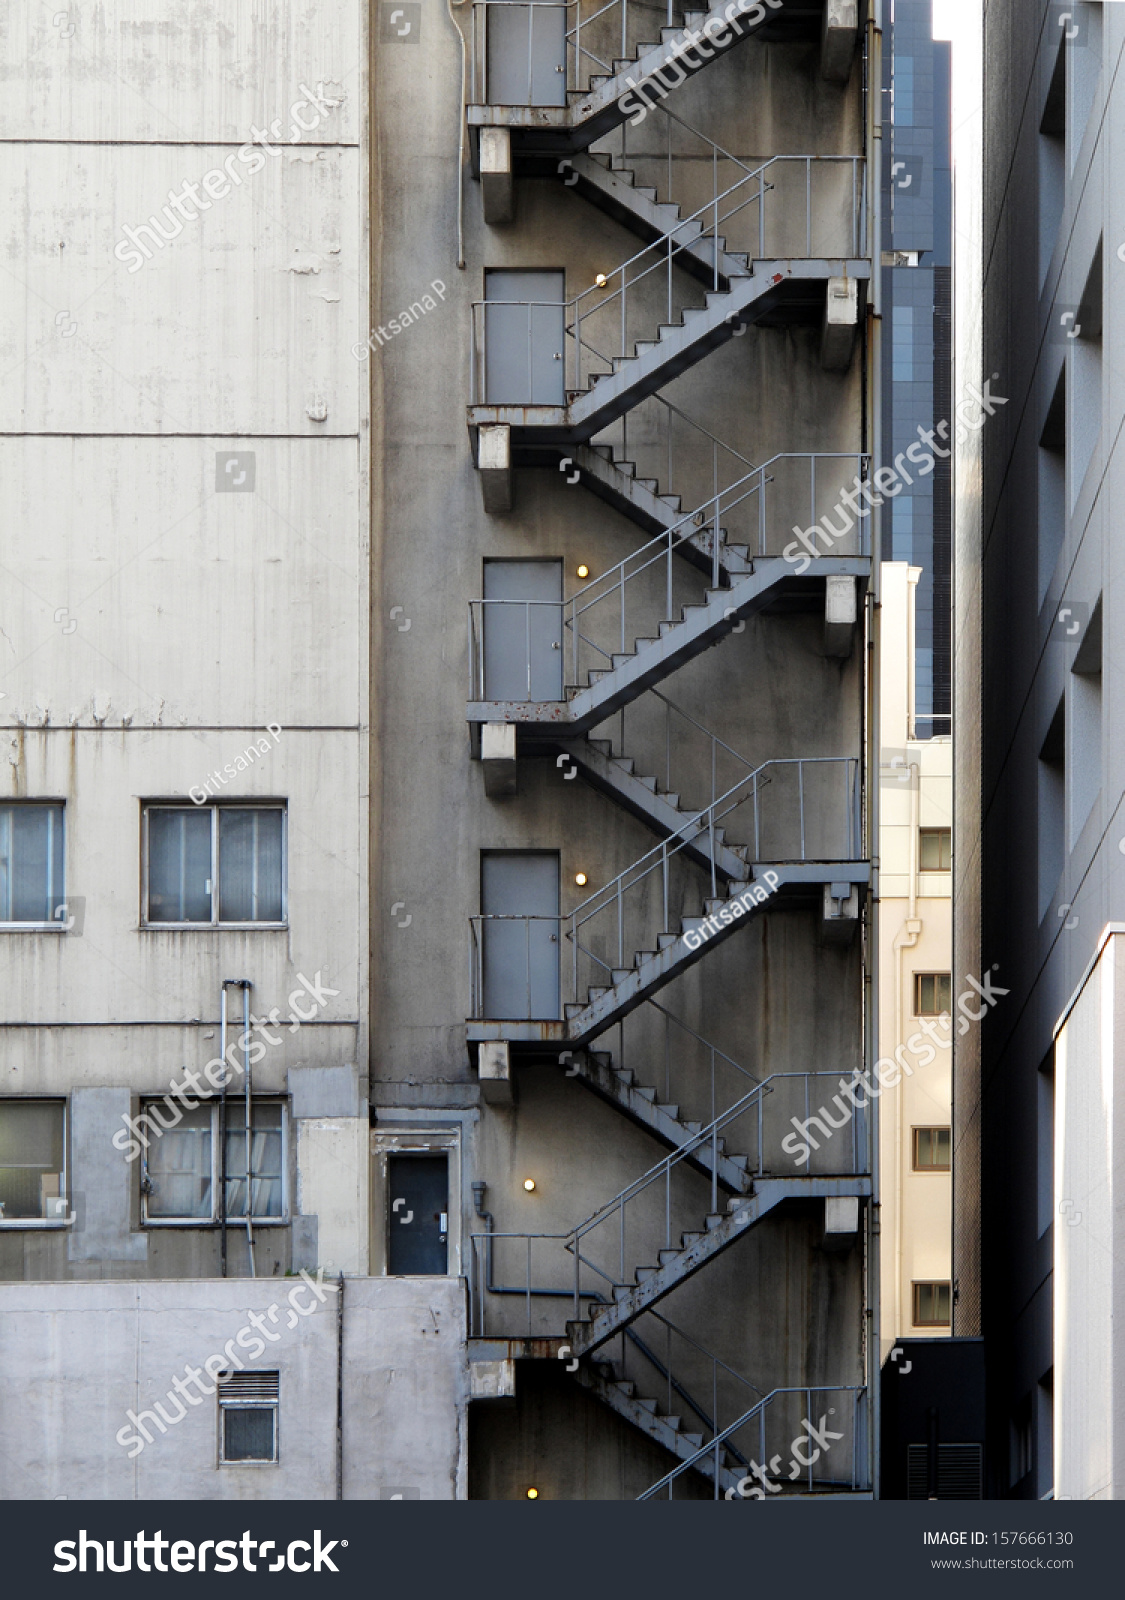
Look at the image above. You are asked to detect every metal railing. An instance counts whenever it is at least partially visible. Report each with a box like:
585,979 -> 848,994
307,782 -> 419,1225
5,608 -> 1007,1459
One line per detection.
467,1069 -> 868,1334
471,0 -> 694,107
467,454 -> 869,700
637,1385 -> 870,1499
470,156 -> 866,404
468,754 -> 861,1017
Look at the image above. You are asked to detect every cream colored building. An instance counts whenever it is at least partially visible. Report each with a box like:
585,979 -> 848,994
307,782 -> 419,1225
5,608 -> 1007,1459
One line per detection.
879,562 -> 952,1358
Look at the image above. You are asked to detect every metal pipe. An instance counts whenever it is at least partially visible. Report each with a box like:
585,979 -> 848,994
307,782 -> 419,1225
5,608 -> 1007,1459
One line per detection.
243,981 -> 256,1279
335,1272 -> 345,1499
220,983 -> 228,1277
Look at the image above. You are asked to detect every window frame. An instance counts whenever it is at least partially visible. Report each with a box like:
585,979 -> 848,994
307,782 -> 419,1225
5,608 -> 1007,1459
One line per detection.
912,1125 -> 952,1172
141,802 -> 287,929
217,1372 -> 280,1467
139,1098 -> 289,1227
0,1097 -> 71,1228
918,826 -> 952,872
0,801 -> 67,931
912,1280 -> 952,1329
913,971 -> 953,1017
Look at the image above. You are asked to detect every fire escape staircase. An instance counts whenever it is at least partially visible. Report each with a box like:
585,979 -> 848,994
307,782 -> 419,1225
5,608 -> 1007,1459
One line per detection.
470,0 -> 854,169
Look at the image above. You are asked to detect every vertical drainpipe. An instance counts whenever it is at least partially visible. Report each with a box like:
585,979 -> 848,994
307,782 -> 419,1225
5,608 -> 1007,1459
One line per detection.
866,0 -> 885,1502
335,1272 -> 346,1499
243,982 -> 256,1279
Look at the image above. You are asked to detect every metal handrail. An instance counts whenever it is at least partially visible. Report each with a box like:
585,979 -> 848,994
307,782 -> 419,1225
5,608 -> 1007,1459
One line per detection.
469,156 -> 866,402
637,1384 -> 868,1499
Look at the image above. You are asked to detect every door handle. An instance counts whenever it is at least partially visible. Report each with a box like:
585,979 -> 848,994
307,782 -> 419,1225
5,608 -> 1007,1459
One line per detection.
549,934 -> 558,942
553,352 -> 562,360
439,1211 -> 448,1239
551,641 -> 560,649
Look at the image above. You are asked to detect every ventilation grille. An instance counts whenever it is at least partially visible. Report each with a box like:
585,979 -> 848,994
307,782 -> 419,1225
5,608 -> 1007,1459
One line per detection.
218,1370 -> 279,1402
907,1443 -> 983,1499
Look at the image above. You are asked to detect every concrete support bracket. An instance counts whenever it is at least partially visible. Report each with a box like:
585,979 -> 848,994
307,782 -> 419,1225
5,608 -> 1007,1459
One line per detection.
821,881 -> 860,942
822,1195 -> 860,1249
824,574 -> 858,657
478,1040 -> 514,1104
481,722 -> 518,797
821,276 -> 859,371
480,128 -> 514,225
820,0 -> 859,83
478,424 -> 512,514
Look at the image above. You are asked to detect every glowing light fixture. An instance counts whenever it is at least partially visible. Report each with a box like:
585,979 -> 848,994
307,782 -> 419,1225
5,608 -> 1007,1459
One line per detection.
576,563 -> 590,579
575,872 -> 588,887
595,273 -> 608,287
523,1178 -> 537,1192
526,1488 -> 539,1499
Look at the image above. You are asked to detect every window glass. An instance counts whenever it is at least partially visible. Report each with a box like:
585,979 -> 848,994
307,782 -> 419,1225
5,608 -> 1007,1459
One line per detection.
919,827 -> 952,871
143,1104 -> 212,1218
222,1406 -> 276,1463
913,1281 -> 952,1327
0,1101 -> 65,1220
913,1126 -> 951,1170
218,809 -> 284,923
148,809 -> 212,923
915,972 -> 952,1016
224,1103 -> 284,1219
0,805 -> 64,923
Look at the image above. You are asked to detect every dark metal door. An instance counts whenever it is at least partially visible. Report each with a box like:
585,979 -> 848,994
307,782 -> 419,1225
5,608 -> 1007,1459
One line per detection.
481,851 -> 560,1019
487,2 -> 566,106
484,269 -> 566,404
483,559 -> 563,701
387,1154 -> 449,1275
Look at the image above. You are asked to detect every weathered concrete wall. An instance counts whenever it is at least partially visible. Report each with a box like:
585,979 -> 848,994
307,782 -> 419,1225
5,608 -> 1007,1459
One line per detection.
371,6 -> 872,1495
0,1 -> 369,1281
0,1277 -> 467,1500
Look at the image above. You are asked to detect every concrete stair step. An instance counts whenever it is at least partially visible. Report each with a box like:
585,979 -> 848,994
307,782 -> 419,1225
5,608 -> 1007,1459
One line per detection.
658,933 -> 679,950
611,968 -> 634,984
634,1267 -> 659,1284
705,1213 -> 725,1230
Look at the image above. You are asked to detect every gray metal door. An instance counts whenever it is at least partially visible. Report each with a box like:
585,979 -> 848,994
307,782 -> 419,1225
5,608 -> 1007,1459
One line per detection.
481,851 -> 560,1019
483,559 -> 563,701
485,269 -> 565,404
387,1154 -> 448,1275
487,2 -> 566,106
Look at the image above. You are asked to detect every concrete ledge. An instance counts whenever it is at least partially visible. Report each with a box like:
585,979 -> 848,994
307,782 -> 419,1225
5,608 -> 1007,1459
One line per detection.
477,1041 -> 514,1104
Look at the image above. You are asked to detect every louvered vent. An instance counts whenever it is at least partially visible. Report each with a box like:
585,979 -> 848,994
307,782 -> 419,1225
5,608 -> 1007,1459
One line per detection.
907,1443 -> 983,1499
218,1370 -> 279,1402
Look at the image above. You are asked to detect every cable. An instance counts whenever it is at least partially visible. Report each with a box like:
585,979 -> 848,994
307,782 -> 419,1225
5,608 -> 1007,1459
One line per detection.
446,0 -> 471,268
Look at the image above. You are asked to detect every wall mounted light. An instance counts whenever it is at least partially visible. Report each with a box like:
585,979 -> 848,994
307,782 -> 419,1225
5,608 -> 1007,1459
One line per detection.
526,1487 -> 539,1499
523,1178 -> 537,1192
595,273 -> 608,287
576,563 -> 590,579
574,872 -> 588,887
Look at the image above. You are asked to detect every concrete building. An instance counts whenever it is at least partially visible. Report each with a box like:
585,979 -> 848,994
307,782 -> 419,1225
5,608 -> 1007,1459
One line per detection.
880,0 -> 952,737
0,0 -> 885,1501
0,3 -> 465,1499
370,0 -> 878,1499
877,563 -> 952,1360
957,0 -> 1124,1500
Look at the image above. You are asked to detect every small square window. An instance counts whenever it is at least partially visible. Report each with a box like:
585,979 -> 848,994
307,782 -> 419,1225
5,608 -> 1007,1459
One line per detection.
914,972 -> 952,1016
912,1126 -> 951,1171
0,1100 -> 67,1222
913,1281 -> 951,1328
144,805 -> 285,926
0,804 -> 65,926
919,827 -> 952,871
141,1101 -> 287,1224
219,1372 -> 279,1464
